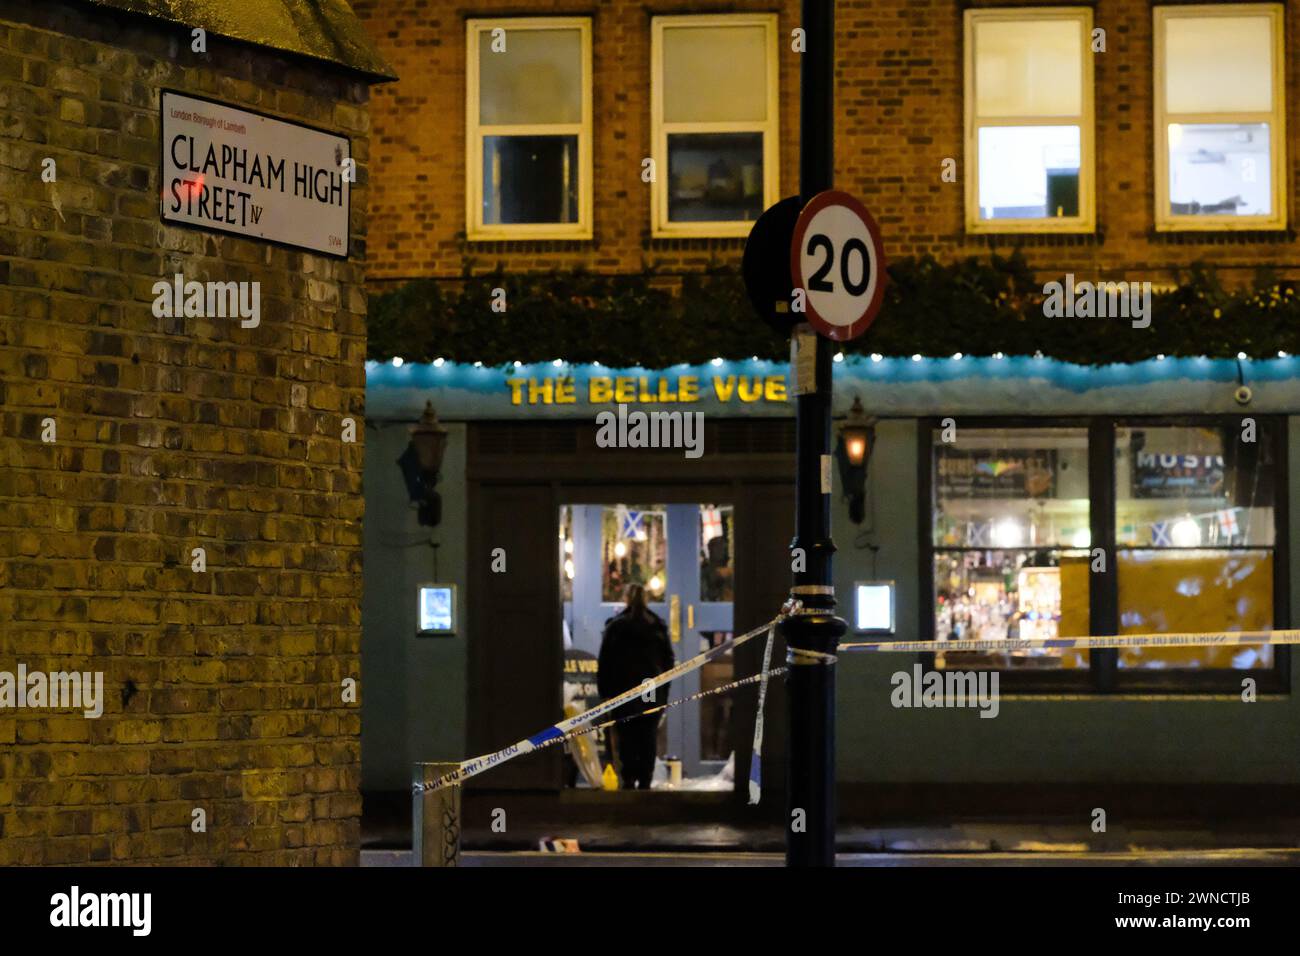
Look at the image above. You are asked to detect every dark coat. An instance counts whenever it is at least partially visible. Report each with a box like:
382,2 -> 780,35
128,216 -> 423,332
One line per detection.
597,608 -> 675,718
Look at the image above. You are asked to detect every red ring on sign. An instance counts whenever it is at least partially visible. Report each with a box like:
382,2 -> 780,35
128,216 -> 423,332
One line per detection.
789,190 -> 889,342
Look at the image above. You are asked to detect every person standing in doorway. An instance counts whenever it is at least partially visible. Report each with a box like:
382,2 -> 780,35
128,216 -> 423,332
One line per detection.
597,583 -> 675,789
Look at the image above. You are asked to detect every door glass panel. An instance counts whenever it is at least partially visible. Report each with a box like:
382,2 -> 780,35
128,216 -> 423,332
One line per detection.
699,504 -> 734,601
600,505 -> 668,602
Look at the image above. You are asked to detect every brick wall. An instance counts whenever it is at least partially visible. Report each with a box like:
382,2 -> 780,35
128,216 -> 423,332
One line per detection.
358,0 -> 1300,286
0,1 -> 369,864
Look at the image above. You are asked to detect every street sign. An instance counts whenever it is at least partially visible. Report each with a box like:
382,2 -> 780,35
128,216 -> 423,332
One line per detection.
742,195 -> 803,335
789,190 -> 887,342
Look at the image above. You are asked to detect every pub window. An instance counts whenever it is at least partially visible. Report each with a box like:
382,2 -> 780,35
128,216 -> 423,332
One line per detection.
1115,424 -> 1277,672
1153,4 -> 1285,231
926,418 -> 1287,693
963,8 -> 1095,233
650,14 -> 779,238
931,428 -> 1092,672
466,18 -> 593,239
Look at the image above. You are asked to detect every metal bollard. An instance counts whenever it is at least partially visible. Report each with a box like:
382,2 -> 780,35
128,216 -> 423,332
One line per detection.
413,762 -> 461,867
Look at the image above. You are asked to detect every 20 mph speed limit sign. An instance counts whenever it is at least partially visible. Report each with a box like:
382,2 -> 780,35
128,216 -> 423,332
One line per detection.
790,190 -> 887,342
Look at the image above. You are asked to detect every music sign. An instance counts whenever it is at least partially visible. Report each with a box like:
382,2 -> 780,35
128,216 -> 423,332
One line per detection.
160,91 -> 351,257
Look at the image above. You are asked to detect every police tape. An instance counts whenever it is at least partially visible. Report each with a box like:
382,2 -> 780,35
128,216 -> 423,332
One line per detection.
415,612 -> 790,793
747,624 -> 776,806
839,629 -> 1300,654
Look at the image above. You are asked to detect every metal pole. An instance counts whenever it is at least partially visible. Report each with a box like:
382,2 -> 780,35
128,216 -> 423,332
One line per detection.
783,0 -> 845,868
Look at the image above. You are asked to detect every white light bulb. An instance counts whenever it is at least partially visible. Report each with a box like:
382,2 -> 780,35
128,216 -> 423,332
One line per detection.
553,359 -> 563,368
711,357 -> 723,366
952,352 -> 963,360
433,357 -> 445,367
870,353 -> 882,363
1071,528 -> 1091,549
1170,517 -> 1202,548
391,357 -> 404,368
1237,352 -> 1247,361
613,541 -> 627,559
991,519 -> 1024,548
513,360 -> 522,368
833,352 -> 844,363
648,574 -> 664,593
911,353 -> 922,362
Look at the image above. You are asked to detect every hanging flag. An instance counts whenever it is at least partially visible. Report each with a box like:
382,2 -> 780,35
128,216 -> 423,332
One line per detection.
621,509 -> 644,540
701,508 -> 723,545
1151,520 -> 1172,546
1218,508 -> 1239,539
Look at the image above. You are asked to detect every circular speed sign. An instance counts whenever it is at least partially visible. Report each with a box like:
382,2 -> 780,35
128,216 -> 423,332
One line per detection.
790,190 -> 887,342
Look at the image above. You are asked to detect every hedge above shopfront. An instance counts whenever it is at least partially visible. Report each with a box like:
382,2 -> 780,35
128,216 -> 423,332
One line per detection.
367,254 -> 1300,368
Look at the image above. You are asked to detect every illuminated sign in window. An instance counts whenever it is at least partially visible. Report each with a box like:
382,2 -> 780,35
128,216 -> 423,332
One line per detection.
418,584 -> 457,635
855,581 -> 895,634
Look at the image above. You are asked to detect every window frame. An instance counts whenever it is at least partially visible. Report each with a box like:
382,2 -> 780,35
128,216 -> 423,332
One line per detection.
649,13 -> 780,239
963,7 -> 1096,235
919,415 -> 1289,695
1153,3 -> 1287,232
465,17 -> 594,241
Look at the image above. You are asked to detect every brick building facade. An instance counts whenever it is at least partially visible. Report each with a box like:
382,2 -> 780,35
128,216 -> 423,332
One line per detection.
0,1 -> 390,864
357,0 -> 1300,287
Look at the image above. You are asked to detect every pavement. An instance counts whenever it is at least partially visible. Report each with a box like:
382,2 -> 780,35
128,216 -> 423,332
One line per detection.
363,847 -> 1300,866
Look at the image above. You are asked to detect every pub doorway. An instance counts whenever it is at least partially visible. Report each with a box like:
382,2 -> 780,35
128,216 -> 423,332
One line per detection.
560,502 -> 736,790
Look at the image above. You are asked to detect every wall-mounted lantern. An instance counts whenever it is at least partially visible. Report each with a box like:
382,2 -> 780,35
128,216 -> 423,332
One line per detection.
398,400 -> 449,527
834,395 -> 875,524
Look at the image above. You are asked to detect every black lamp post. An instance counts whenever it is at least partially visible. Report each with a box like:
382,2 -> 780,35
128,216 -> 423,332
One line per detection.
398,400 -> 449,527
835,396 -> 875,524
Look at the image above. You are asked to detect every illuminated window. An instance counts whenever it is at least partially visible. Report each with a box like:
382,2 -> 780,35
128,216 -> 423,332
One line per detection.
600,506 -> 668,603
466,18 -> 592,239
932,427 -> 1092,670
964,8 -> 1095,233
699,504 -> 734,602
651,15 -> 779,237
1154,5 -> 1285,231
1115,425 -> 1277,670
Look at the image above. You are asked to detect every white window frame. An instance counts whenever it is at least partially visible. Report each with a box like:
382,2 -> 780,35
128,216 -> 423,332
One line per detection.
1153,4 -> 1286,232
650,14 -> 780,239
465,17 -> 593,241
963,7 -> 1096,234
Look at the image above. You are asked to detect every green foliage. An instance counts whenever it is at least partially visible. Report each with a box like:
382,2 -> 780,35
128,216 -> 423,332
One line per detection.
367,254 -> 1300,368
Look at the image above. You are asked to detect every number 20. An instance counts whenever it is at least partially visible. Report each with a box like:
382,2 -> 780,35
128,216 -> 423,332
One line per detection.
806,233 -> 870,296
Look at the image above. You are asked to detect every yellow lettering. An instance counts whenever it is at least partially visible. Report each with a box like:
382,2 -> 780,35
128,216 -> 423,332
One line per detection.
657,378 -> 677,402
639,377 -> 654,402
527,378 -> 554,404
505,378 -> 526,405
556,377 -> 576,404
713,376 -> 736,402
679,376 -> 699,402
738,375 -> 763,402
589,376 -> 613,403
764,375 -> 788,402
614,377 -> 635,403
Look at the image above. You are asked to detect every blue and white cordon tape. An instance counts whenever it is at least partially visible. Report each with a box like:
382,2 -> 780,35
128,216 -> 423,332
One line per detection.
839,629 -> 1300,654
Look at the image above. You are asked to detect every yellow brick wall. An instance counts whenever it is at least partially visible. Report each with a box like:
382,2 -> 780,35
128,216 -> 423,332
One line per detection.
0,1 -> 368,864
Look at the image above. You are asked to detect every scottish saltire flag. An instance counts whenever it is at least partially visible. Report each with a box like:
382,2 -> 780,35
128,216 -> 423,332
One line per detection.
620,508 -> 644,539
1151,520 -> 1172,546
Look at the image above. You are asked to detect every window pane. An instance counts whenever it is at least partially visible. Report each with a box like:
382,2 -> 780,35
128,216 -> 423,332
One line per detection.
478,27 -> 582,125
699,505 -> 734,602
1115,425 -> 1275,548
1165,15 -> 1273,115
559,505 -> 574,603
935,549 -> 1090,670
667,133 -> 764,222
977,126 -> 1080,219
601,506 -> 667,602
974,19 -> 1082,118
482,135 -> 578,224
1167,123 -> 1271,218
662,24 -> 768,123
1117,549 -> 1274,670
933,428 -> 1090,549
